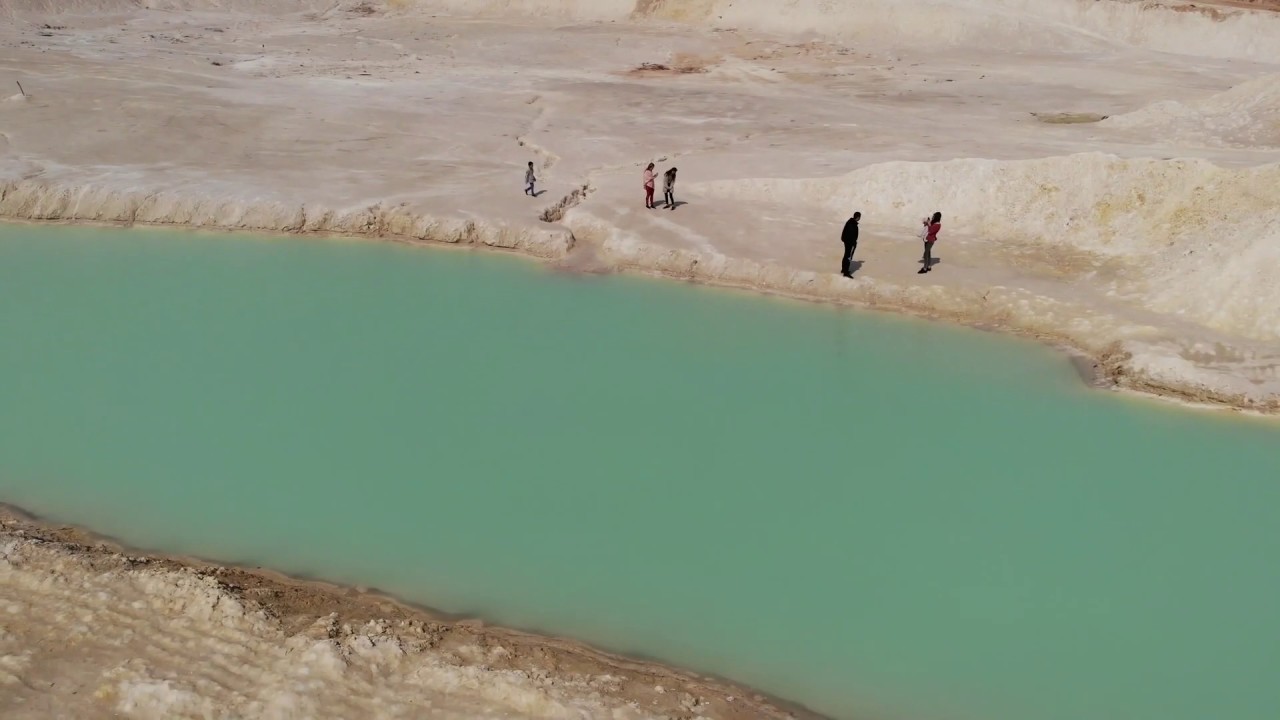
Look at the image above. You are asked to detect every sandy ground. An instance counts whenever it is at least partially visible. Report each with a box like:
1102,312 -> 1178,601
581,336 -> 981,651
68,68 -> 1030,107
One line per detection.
0,506 -> 817,720
2,0 -> 1280,718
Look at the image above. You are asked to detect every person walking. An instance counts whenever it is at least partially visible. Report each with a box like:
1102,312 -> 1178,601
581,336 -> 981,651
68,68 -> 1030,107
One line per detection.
643,163 -> 656,209
840,211 -> 861,278
662,167 -> 678,209
919,211 -> 941,274
524,161 -> 537,196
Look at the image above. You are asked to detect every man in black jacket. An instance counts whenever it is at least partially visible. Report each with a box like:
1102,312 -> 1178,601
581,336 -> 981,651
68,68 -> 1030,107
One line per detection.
840,211 -> 861,278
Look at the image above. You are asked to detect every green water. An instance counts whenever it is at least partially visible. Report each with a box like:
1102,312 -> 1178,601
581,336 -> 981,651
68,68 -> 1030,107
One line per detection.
2,224 -> 1279,720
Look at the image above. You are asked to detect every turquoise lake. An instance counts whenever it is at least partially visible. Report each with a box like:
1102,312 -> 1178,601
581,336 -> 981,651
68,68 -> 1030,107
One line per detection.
2,223 -> 1279,720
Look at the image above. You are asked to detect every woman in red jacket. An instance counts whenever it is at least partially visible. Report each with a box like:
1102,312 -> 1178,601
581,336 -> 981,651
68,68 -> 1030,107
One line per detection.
919,211 -> 941,274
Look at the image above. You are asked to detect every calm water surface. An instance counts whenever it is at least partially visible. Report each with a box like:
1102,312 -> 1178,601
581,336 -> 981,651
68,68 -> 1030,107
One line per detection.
2,224 -> 1279,720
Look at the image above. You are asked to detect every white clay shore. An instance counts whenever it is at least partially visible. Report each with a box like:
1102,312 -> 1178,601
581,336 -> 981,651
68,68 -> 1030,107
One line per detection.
0,506 -> 820,720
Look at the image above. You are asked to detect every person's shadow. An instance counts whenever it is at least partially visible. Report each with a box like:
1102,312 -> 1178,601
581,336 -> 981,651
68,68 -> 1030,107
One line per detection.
919,256 -> 941,269
532,190 -> 546,198
845,260 -> 864,276
666,201 -> 687,210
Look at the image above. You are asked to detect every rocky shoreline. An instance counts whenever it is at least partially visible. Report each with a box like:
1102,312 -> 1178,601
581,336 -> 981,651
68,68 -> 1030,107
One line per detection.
1,200 -> 1270,417
0,504 -> 823,720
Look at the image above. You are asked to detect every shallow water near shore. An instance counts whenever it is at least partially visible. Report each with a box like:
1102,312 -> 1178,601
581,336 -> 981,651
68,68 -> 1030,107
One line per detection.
2,223 -> 1279,720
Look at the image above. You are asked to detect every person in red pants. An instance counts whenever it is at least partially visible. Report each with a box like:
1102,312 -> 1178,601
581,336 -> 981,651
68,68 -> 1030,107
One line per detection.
643,162 -> 656,209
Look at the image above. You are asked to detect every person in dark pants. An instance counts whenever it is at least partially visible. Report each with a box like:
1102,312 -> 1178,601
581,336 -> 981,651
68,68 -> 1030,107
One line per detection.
919,211 -> 941,274
643,163 -> 656,209
662,167 -> 678,208
840,211 -> 861,278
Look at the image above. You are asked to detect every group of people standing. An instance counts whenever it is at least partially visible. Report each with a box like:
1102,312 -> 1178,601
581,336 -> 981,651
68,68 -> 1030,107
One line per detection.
525,159 -> 679,208
841,210 -> 942,278
525,160 -> 941,278
643,162 -> 678,209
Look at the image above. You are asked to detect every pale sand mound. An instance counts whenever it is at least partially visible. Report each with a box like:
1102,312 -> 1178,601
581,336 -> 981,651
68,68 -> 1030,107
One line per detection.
1103,74 -> 1280,149
691,154 -> 1280,342
0,509 -> 814,720
417,0 -> 1280,61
